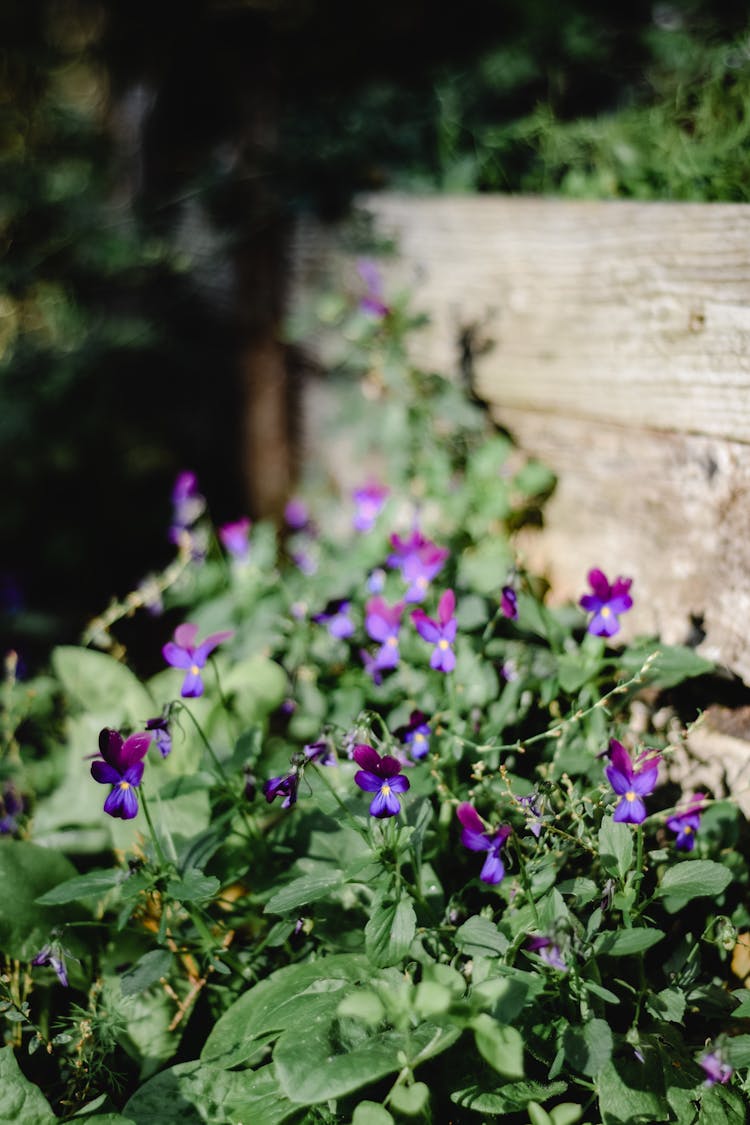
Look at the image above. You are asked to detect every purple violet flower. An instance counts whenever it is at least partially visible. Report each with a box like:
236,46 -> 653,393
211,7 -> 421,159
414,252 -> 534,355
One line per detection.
387,531 -> 449,601
579,568 -> 633,637
162,623 -> 234,698
352,482 -> 390,533
605,739 -> 660,825
263,770 -> 300,810
700,1048 -> 733,1086
31,940 -> 70,987
284,497 -> 310,531
501,585 -> 518,620
353,744 -> 410,818
360,648 -> 385,685
91,727 -> 152,820
526,934 -> 568,972
304,738 -> 336,766
666,792 -> 705,851
0,783 -> 24,835
412,589 -> 458,673
312,598 -> 355,639
169,471 -> 206,545
219,517 -> 252,561
367,568 -> 386,594
145,712 -> 172,758
365,596 -> 404,671
517,792 -> 544,838
357,259 -> 390,319
456,803 -> 512,884
395,710 -> 432,761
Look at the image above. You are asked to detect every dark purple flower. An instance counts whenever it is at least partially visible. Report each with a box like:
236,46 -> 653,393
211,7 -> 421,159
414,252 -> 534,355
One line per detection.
700,1048 -> 732,1086
412,589 -> 458,673
387,529 -> 449,602
526,934 -> 568,972
312,598 -> 355,639
517,792 -> 544,838
365,596 -> 404,671
304,738 -> 336,766
219,517 -> 252,561
31,941 -> 69,987
395,710 -> 431,761
357,259 -> 390,319
456,803 -> 511,884
666,792 -> 705,851
352,482 -> 390,533
243,767 -> 257,802
263,770 -> 300,810
169,471 -> 206,545
579,568 -> 633,637
0,783 -> 24,835
145,713 -> 172,758
353,744 -> 410,818
91,728 -> 152,820
284,497 -> 310,531
162,623 -> 234,698
501,585 -> 518,620
605,739 -> 660,824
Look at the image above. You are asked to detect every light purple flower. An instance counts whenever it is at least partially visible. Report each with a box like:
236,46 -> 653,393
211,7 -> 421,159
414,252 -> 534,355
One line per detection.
580,568 -> 633,637
456,803 -> 511,884
412,589 -> 458,672
284,497 -> 310,531
169,471 -> 206,545
700,1047 -> 732,1086
312,598 -> 355,639
145,712 -> 172,758
162,623 -> 234,698
526,934 -> 568,972
666,792 -> 705,851
367,568 -> 386,594
605,739 -> 660,824
365,596 -> 404,671
501,585 -> 518,620
357,259 -> 390,319
353,744 -> 410,818
387,531 -> 449,601
91,727 -> 152,819
517,792 -> 544,838
219,517 -> 252,561
395,710 -> 431,761
352,482 -> 390,533
32,940 -> 70,987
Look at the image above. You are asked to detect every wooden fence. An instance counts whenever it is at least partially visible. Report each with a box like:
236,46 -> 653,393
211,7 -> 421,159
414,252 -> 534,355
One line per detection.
292,195 -> 750,704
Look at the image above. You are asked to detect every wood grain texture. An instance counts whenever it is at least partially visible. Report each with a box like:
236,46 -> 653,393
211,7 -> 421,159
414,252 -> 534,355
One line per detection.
290,195 -> 750,682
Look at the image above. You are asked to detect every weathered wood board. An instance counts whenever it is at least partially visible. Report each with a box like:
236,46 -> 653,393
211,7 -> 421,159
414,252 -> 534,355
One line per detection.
291,195 -> 750,686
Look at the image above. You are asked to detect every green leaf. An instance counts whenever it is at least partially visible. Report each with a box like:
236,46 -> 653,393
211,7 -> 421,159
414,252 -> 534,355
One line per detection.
337,990 -> 385,1025
557,650 -> 600,694
563,1018 -> 613,1076
166,869 -> 220,904
724,1033 -> 750,1068
656,860 -> 732,913
550,1105 -> 584,1125
454,915 -> 509,958
451,1080 -> 568,1115
594,928 -> 665,957
698,1081 -> 747,1124
513,458 -> 556,497
472,1014 -> 525,1078
457,539 -> 513,597
201,955 -> 370,1068
52,646 -> 152,723
596,1057 -> 669,1123
646,987 -> 686,1023
264,869 -> 343,915
220,656 -> 287,724
598,818 -> 633,879
36,868 -> 124,905
528,1105 -> 553,1125
389,1082 -> 429,1116
352,1104 -> 394,1125
0,841 -> 81,960
619,642 -> 713,689
0,1046 -> 56,1125
121,950 -> 173,998
123,1061 -> 299,1125
365,893 -> 416,968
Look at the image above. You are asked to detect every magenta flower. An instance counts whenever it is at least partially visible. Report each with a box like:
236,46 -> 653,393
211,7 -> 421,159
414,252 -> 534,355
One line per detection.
169,470 -> 206,545
357,259 -> 390,319
580,568 -> 633,637
605,739 -> 660,824
353,744 -> 410,818
456,803 -> 511,884
365,596 -> 404,671
666,792 -> 705,851
412,589 -> 458,672
91,727 -> 152,819
700,1048 -> 732,1086
352,482 -> 390,533
501,585 -> 518,620
162,623 -> 234,697
219,517 -> 252,561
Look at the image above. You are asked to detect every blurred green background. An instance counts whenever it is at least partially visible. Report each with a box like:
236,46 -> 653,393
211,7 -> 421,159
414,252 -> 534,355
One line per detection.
3,0 -> 750,665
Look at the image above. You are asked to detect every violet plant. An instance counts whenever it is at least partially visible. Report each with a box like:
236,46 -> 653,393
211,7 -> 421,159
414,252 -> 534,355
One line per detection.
1,264 -> 750,1124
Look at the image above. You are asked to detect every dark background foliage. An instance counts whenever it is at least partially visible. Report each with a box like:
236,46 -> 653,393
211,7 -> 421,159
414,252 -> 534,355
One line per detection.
3,0 -> 750,664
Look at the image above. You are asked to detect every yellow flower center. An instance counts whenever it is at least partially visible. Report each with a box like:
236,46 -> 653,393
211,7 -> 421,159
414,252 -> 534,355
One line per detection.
386,636 -> 398,647
381,783 -> 391,795
601,605 -> 611,617
683,825 -> 693,834
191,663 -> 200,675
438,639 -> 449,650
417,576 -> 428,589
414,733 -> 425,743
119,780 -> 131,791
625,790 -> 636,802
